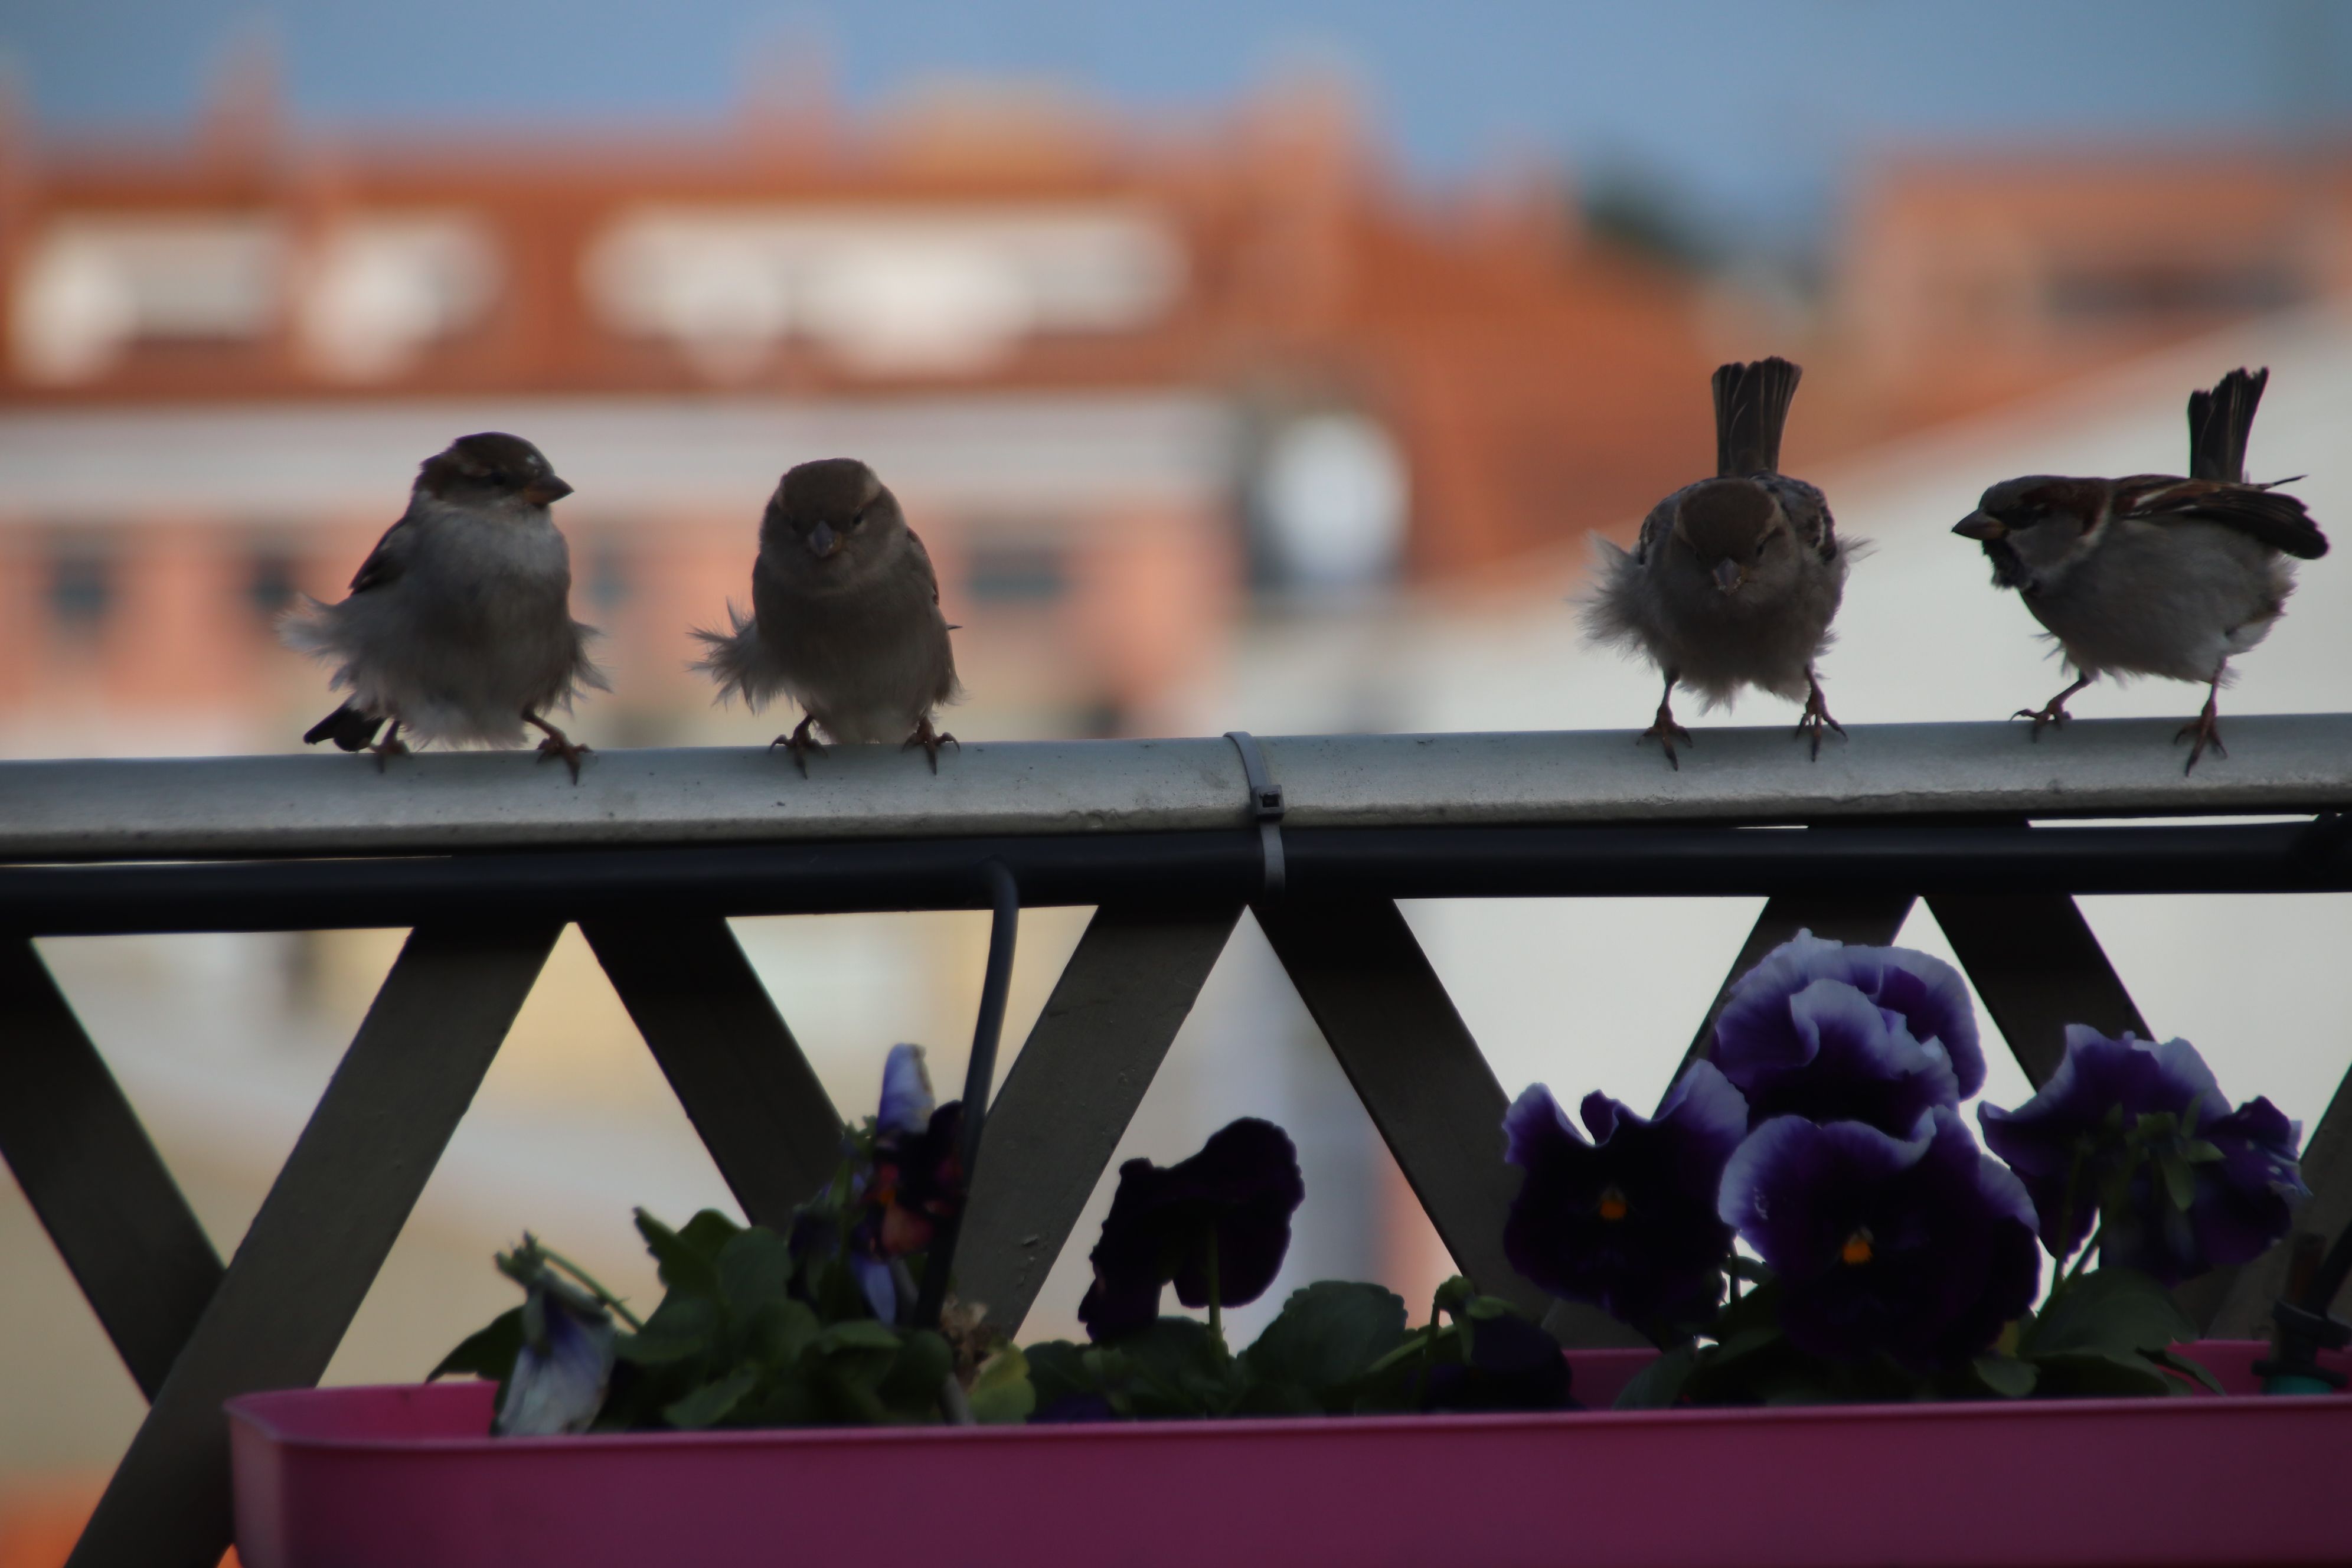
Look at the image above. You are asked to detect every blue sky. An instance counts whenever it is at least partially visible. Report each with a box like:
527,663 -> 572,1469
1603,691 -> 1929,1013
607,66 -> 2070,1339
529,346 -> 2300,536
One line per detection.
7,1 -> 2349,253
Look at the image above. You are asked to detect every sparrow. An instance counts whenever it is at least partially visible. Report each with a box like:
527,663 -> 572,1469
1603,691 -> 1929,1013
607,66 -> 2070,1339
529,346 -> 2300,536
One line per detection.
1583,356 -> 1853,768
1953,368 -> 2327,772
279,432 -> 607,780
692,458 -> 961,773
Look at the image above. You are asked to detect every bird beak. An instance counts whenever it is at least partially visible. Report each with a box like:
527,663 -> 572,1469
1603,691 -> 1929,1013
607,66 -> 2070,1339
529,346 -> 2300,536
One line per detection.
1952,512 -> 2006,541
522,476 -> 574,507
1711,558 -> 1744,593
806,521 -> 839,558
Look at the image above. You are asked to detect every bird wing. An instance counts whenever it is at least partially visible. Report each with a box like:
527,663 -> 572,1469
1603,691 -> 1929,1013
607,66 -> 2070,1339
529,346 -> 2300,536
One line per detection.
1762,474 -> 1838,564
1630,493 -> 1680,565
347,514 -> 419,593
2112,475 -> 2328,560
906,528 -> 943,605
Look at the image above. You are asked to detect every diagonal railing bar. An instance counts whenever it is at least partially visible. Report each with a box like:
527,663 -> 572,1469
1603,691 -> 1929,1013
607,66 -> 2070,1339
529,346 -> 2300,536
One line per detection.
2207,1060 -> 2352,1337
581,916 -> 842,1230
1923,894 -> 2150,1089
958,901 -> 1245,1334
1255,899 -> 1536,1316
66,921 -> 560,1568
1668,891 -> 1919,1096
0,937 -> 224,1402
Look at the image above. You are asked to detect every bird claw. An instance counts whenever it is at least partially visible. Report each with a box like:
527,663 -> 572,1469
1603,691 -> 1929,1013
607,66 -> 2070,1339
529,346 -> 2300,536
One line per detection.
2012,702 -> 2071,740
904,718 -> 959,774
523,713 -> 590,783
368,732 -> 410,773
1794,680 -> 1845,762
771,717 -> 825,778
2175,705 -> 2227,775
1637,708 -> 1693,771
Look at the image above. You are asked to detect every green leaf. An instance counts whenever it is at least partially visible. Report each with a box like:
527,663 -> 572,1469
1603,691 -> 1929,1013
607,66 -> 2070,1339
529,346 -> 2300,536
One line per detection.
1240,1282 -> 1410,1401
661,1365 -> 759,1429
1021,1340 -> 1096,1411
744,1298 -> 819,1368
816,1319 -> 904,1354
1112,1317 -> 1242,1417
677,1208 -> 745,1261
877,1329 -> 955,1419
967,1346 -> 1036,1425
1970,1354 -> 2038,1399
2029,1350 -> 2177,1399
2021,1267 -> 2194,1360
430,1307 -> 524,1383
717,1229 -> 794,1318
635,1210 -> 724,1300
616,1293 -> 720,1367
2152,1346 -> 2225,1395
2158,1152 -> 2197,1214
1613,1342 -> 1697,1410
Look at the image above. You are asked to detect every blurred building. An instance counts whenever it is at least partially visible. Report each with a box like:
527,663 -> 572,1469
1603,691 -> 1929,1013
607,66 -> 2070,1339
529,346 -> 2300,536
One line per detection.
0,73 -> 1717,756
1838,146 -> 2352,436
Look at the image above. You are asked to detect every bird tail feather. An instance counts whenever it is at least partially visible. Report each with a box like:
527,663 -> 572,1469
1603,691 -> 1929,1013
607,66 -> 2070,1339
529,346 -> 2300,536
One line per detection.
1712,357 -> 1802,476
2188,367 -> 2268,483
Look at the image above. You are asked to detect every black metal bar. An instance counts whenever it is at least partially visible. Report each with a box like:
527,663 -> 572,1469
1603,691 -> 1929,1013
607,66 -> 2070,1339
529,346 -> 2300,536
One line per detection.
957,901 -> 1244,1334
916,861 -> 1020,1331
1670,893 -> 1919,1092
66,921 -> 559,1568
580,917 -> 842,1231
6,821 -> 2350,936
0,937 -> 225,1401
1923,894 -> 2150,1087
1254,898 -> 1556,1320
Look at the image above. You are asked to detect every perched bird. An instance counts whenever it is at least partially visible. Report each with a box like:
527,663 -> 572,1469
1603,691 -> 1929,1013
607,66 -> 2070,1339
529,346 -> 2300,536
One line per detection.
279,432 -> 606,780
693,458 -> 961,773
1953,368 -> 2327,772
1584,357 -> 1853,768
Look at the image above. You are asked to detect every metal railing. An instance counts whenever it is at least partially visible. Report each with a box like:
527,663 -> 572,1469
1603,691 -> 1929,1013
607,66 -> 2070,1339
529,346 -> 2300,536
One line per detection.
5,716 -> 2351,1568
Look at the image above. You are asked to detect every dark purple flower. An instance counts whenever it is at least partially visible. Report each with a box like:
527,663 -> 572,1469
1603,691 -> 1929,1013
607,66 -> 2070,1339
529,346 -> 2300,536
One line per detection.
1420,1311 -> 1574,1413
1978,1028 -> 2307,1284
1711,932 -> 1978,1135
1078,1118 -> 1306,1341
1719,1108 -> 2040,1371
1501,1062 -> 1748,1332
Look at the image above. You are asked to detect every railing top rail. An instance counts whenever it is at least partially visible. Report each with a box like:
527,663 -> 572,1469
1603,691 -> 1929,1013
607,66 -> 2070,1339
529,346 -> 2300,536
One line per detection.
4,714 -> 2349,863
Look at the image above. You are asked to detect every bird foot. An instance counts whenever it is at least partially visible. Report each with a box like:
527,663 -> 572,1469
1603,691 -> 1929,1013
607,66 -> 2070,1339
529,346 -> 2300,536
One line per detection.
368,731 -> 410,773
2012,701 -> 2072,740
1794,680 -> 1846,762
771,716 -> 825,778
527,718 -> 592,784
2175,700 -> 2226,775
904,717 -> 959,774
1637,705 -> 1693,772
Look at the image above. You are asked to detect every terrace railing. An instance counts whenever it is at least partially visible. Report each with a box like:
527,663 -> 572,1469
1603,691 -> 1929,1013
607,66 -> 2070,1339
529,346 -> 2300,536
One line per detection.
5,715 -> 2352,1568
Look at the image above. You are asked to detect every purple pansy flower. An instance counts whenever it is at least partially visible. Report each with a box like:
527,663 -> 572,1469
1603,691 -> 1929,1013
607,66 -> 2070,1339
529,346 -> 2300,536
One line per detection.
1719,1107 -> 2040,1371
1502,1062 -> 1749,1332
494,1276 -> 616,1436
1978,1027 -> 2307,1284
1711,932 -> 1980,1136
1078,1118 -> 1305,1341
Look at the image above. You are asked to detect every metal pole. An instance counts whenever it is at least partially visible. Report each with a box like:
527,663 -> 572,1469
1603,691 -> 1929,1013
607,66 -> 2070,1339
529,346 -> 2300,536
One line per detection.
916,858 -> 1020,1331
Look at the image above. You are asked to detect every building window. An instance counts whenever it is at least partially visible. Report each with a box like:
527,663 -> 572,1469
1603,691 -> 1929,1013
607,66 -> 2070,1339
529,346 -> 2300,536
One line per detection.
965,542 -> 1069,605
49,550 -> 113,631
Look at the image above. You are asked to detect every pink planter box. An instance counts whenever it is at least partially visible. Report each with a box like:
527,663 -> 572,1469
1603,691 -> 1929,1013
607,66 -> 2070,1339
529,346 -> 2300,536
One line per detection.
228,1340 -> 2351,1568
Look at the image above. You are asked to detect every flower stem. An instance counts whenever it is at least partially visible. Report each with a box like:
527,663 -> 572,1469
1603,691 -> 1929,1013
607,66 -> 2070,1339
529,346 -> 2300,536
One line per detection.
1204,1229 -> 1223,1351
541,1249 -> 646,1331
